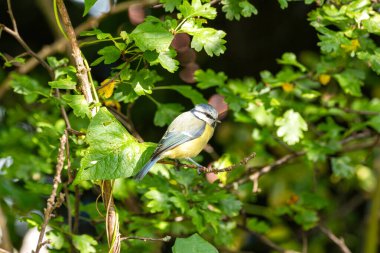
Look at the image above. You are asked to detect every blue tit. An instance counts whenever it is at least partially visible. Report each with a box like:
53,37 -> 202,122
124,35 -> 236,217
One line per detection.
134,103 -> 220,180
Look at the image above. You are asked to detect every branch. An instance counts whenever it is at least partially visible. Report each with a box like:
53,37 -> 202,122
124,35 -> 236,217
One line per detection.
56,0 -> 97,116
102,181 -> 121,253
35,134 -> 67,253
1,0 -> 54,78
0,205 -> 12,251
0,0 -> 157,99
318,225 -> 352,253
120,235 -> 171,242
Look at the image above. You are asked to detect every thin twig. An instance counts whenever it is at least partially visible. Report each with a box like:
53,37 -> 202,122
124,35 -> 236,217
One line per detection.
1,1 -> 54,78
6,0 -> 18,33
73,186 -> 80,234
120,235 -> 171,242
199,152 -> 256,173
318,225 -> 352,253
35,134 -> 67,253
0,0 -> 157,99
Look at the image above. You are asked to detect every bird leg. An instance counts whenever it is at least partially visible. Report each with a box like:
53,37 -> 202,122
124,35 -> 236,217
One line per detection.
186,158 -> 205,174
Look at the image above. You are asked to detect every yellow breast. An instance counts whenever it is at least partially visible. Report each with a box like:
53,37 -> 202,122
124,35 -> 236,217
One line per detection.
163,124 -> 214,159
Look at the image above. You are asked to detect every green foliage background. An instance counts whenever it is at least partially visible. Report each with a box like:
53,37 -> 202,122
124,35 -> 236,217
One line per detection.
1,0 -> 380,252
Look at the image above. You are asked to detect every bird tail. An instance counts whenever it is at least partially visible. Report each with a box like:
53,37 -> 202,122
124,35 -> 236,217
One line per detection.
134,155 -> 161,181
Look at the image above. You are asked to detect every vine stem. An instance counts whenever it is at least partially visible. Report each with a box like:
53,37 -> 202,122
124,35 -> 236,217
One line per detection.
55,1 -> 119,252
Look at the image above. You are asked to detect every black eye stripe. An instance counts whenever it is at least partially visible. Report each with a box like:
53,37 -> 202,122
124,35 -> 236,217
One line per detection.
195,110 -> 214,120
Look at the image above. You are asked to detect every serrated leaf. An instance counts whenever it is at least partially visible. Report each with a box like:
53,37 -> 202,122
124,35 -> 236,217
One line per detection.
172,234 -> 218,253
275,109 -> 308,145
163,85 -> 207,104
10,73 -> 50,103
331,156 -> 354,178
179,0 -> 217,19
219,195 -> 242,216
367,114 -> 380,133
131,16 -> 174,53
46,230 -> 64,250
62,95 -> 91,119
72,234 -> 97,253
195,69 -> 227,89
247,218 -> 270,234
144,49 -> 179,73
75,107 -> 156,182
334,69 -> 365,97
357,50 -> 380,75
98,46 -> 121,64
222,0 -> 257,20
191,28 -> 226,56
145,189 -> 171,215
294,208 -> 318,230
160,0 -> 182,12
98,79 -> 116,98
83,0 -> 98,16
154,103 -> 184,127
131,69 -> 161,95
48,78 -> 76,89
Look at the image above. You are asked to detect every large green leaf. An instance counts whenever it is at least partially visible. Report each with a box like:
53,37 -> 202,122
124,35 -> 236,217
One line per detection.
172,234 -> 218,253
75,107 -> 155,182
131,16 -> 174,53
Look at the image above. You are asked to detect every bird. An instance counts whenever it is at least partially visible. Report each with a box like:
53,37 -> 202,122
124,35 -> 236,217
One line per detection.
134,103 -> 220,180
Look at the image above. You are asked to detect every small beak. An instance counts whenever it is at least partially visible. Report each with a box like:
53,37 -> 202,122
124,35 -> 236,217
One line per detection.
216,119 -> 221,123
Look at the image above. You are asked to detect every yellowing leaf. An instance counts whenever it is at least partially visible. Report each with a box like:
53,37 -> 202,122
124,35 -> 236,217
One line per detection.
340,39 -> 360,53
319,74 -> 331,85
98,79 -> 116,98
281,82 -> 294,92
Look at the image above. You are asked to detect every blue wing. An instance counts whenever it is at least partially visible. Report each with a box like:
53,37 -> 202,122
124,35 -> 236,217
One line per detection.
154,111 -> 206,157
134,112 -> 206,180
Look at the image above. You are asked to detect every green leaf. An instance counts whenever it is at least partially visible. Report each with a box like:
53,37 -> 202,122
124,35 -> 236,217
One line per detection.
131,69 -> 161,96
98,46 -> 121,64
170,192 -> 189,213
154,103 -> 184,127
178,0 -> 217,19
172,234 -> 218,253
278,0 -> 288,9
191,28 -> 227,56
362,13 -> 380,34
72,234 -> 97,253
367,114 -> 380,133
144,49 -> 179,73
160,0 -> 182,12
331,156 -> 355,178
131,16 -> 174,53
10,73 -> 50,103
293,208 -> 319,230
162,85 -> 207,104
46,230 -> 64,250
75,107 -> 156,182
145,189 -> 171,215
357,50 -> 380,75
277,52 -> 307,72
247,218 -> 270,234
48,78 -> 76,89
195,69 -> 227,89
62,95 -> 91,119
275,109 -> 308,145
83,0 -> 98,16
219,195 -> 242,216
221,0 -> 257,20
187,209 -> 205,232
334,69 -> 365,97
